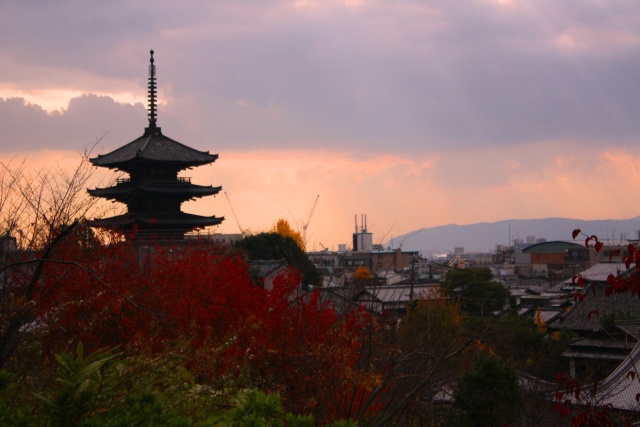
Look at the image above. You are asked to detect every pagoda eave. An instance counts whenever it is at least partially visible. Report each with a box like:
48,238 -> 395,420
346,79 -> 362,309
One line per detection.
88,184 -> 221,199
89,212 -> 224,229
91,158 -> 218,173
89,132 -> 218,171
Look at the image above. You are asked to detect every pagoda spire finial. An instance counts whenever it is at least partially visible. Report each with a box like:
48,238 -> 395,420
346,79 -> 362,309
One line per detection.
145,49 -> 160,135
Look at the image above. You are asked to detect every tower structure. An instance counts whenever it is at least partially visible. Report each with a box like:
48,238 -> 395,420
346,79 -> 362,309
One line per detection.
88,50 -> 223,240
353,214 -> 373,252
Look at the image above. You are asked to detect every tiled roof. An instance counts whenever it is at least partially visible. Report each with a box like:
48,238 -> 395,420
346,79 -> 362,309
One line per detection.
539,310 -> 562,324
91,131 -> 217,168
562,349 -> 628,361
567,336 -> 632,351
89,212 -> 223,228
88,183 -> 221,199
358,284 -> 437,303
548,283 -> 640,333
572,340 -> 640,411
616,321 -> 640,341
319,288 -> 361,314
562,262 -> 630,285
523,240 -> 582,253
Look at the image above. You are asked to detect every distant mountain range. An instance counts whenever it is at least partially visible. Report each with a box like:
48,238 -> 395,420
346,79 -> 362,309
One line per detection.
384,217 -> 640,255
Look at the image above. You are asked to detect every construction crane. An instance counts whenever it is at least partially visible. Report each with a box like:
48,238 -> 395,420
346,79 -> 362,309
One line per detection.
302,194 -> 320,248
224,191 -> 245,236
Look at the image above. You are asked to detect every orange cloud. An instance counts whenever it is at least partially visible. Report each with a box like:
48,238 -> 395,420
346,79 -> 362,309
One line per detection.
3,143 -> 640,251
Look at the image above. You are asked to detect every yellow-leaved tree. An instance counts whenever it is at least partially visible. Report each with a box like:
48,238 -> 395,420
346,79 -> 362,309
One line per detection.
271,219 -> 304,250
353,266 -> 373,280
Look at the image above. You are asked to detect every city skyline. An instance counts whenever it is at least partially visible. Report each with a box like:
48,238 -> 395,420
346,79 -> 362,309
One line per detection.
1,1 -> 640,249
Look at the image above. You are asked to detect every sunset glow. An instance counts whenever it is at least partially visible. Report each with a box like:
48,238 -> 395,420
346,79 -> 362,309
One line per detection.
1,0 -> 639,252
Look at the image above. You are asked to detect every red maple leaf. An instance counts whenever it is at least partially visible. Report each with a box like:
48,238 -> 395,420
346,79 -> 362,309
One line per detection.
609,249 -> 621,262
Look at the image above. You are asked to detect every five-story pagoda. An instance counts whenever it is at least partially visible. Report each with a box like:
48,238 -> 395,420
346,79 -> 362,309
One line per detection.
88,50 -> 223,240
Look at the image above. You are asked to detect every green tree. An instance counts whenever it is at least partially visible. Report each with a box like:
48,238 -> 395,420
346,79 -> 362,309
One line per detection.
453,353 -> 522,427
3,356 -> 192,427
231,389 -> 313,427
487,313 -> 571,380
33,342 -> 121,427
442,268 -> 509,316
235,232 -> 321,287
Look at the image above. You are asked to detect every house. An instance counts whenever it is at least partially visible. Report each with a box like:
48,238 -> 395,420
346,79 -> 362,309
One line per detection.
248,259 -> 291,291
308,217 -> 422,285
319,283 -> 439,316
561,321 -> 640,380
353,284 -> 438,315
577,338 -> 640,412
548,271 -> 640,382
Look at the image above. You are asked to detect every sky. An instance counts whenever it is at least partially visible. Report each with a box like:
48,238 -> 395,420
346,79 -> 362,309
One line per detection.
1,0 -> 640,251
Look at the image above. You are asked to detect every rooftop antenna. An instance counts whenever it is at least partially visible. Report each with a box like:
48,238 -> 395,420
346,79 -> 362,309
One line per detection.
145,49 -> 160,135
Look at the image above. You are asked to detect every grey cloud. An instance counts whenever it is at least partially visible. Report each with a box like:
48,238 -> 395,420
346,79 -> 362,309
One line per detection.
1,0 -> 639,154
0,96 -> 147,153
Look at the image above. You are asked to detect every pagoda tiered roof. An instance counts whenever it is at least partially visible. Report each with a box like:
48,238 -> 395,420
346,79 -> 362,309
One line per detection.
90,212 -> 223,229
88,181 -> 221,200
86,50 -> 224,240
91,131 -> 218,171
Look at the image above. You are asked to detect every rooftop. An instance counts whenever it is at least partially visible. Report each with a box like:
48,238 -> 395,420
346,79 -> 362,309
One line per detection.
548,282 -> 640,333
91,132 -> 218,169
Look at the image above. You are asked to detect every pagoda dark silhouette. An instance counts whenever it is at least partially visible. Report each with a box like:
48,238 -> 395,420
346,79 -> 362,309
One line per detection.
88,50 -> 223,240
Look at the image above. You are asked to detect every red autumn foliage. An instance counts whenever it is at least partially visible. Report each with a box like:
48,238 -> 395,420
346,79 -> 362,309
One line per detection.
594,241 -> 604,253
5,233 -> 384,424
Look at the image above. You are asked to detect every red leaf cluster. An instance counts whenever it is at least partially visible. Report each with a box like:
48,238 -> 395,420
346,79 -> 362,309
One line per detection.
572,274 -> 585,287
6,238 -> 387,424
584,235 -> 603,253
